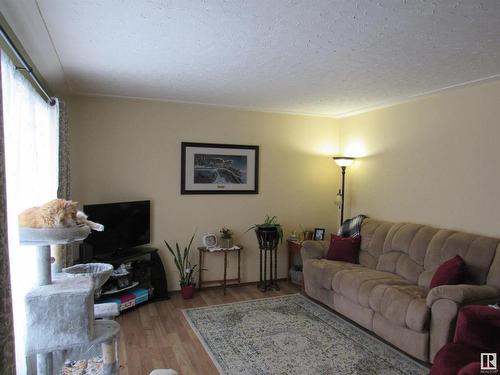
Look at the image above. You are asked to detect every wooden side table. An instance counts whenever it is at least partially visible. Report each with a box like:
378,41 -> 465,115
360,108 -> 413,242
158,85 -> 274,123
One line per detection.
287,239 -> 303,283
197,246 -> 243,294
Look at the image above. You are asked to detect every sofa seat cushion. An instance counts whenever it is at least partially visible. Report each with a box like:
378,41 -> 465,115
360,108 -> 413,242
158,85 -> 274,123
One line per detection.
303,259 -> 361,290
332,267 -> 411,308
370,284 -> 430,332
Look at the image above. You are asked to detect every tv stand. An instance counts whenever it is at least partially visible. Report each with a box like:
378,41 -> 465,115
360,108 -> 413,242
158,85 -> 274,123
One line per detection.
91,246 -> 169,311
96,246 -> 154,263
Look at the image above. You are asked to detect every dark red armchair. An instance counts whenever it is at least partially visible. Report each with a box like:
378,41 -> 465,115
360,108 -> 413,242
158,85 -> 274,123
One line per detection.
430,305 -> 500,375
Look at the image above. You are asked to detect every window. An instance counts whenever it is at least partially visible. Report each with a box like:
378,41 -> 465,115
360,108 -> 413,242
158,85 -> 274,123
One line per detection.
1,51 -> 59,374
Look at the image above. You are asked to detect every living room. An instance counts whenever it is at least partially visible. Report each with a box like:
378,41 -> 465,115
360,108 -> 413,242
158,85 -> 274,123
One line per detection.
1,1 -> 499,375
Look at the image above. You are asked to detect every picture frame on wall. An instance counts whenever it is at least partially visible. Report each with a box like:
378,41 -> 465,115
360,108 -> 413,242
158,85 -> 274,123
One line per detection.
314,228 -> 326,241
181,142 -> 259,194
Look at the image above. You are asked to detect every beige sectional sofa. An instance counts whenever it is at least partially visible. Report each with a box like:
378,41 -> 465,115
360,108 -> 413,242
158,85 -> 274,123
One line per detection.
301,218 -> 500,363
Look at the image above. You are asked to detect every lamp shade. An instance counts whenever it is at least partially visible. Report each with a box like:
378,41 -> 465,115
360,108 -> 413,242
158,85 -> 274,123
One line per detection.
333,156 -> 355,167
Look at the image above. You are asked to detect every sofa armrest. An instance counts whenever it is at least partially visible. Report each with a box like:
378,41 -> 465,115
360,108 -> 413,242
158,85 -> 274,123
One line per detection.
428,286 -> 500,362
453,305 -> 500,350
300,240 -> 328,262
429,299 -> 460,362
427,284 -> 500,308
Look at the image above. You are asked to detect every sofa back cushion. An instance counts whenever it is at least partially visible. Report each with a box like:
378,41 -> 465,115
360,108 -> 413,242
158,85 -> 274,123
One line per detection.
420,230 -> 499,287
359,218 -> 394,269
487,248 -> 500,288
361,218 -> 500,288
376,223 -> 439,284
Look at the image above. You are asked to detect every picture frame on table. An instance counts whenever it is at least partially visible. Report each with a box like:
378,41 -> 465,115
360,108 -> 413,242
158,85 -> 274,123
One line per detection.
181,142 -> 259,194
314,228 -> 326,241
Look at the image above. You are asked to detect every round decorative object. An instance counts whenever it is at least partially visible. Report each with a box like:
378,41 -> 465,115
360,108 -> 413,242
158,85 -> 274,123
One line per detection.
202,233 -> 218,248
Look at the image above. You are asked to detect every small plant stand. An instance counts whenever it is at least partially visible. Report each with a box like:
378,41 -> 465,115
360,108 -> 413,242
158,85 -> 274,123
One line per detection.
197,246 -> 242,295
255,229 -> 280,292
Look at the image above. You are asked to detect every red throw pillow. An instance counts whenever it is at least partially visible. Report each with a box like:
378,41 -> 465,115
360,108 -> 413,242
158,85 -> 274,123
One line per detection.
430,255 -> 466,289
326,234 -> 361,263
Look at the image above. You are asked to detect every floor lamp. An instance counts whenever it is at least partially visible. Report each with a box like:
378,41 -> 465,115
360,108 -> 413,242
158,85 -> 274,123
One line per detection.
333,157 -> 355,225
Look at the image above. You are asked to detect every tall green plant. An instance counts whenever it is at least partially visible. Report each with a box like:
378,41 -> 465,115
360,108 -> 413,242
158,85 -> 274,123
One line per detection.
164,232 -> 197,287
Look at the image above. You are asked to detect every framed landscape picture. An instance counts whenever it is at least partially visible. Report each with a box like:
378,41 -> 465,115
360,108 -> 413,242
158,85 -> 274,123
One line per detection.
181,142 -> 259,194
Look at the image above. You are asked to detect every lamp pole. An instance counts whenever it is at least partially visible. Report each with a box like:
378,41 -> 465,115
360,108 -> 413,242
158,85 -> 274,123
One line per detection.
333,157 -> 355,226
340,166 -> 346,224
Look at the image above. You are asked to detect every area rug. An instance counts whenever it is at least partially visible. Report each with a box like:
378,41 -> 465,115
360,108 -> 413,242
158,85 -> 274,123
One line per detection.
183,294 -> 429,375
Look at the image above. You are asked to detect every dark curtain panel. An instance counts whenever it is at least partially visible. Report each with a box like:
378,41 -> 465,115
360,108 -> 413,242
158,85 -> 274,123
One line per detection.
57,101 -> 70,200
55,101 -> 73,268
0,50 -> 16,375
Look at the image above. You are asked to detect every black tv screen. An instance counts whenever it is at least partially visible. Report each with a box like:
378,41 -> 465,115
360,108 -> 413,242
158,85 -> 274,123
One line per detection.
83,200 -> 150,255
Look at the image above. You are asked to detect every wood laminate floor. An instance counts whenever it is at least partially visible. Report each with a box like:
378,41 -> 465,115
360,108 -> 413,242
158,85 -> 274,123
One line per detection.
117,282 -> 301,375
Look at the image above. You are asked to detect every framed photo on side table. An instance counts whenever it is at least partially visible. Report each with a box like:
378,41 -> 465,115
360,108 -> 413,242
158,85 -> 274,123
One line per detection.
314,228 -> 326,241
181,142 -> 259,194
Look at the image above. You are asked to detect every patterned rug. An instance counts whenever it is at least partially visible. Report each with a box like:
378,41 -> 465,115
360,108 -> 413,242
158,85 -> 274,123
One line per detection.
183,294 -> 429,375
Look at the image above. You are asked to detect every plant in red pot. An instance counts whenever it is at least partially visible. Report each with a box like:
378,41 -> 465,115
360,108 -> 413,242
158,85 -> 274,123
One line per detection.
164,232 -> 197,299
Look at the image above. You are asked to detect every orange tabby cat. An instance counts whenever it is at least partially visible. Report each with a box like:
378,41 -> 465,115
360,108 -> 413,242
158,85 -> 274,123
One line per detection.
19,199 -> 104,231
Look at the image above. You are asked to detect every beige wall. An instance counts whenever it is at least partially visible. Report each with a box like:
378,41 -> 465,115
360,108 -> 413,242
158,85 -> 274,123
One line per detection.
69,79 -> 500,290
69,96 -> 340,290
340,80 -> 500,237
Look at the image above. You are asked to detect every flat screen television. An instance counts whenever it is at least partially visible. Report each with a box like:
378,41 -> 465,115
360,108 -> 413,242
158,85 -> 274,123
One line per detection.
83,200 -> 150,256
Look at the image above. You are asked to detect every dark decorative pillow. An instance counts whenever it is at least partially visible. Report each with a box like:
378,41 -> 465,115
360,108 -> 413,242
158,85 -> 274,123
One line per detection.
325,234 -> 361,264
430,255 -> 466,289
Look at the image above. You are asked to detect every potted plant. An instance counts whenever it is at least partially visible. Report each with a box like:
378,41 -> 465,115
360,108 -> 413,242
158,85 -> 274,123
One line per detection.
164,232 -> 197,299
220,226 -> 233,248
248,215 -> 284,244
300,224 -> 314,241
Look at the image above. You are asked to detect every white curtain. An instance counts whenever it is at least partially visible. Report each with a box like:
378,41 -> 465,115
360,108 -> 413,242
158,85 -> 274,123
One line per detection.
1,52 -> 59,374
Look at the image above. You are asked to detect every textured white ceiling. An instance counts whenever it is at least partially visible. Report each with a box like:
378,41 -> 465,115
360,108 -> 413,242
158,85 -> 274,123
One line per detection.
2,0 -> 500,117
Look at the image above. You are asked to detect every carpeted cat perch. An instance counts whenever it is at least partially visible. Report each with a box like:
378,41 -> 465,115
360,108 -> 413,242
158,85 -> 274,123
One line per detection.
19,225 -> 120,375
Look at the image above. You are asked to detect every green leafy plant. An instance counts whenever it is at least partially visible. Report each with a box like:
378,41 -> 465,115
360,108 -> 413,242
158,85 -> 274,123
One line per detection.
247,215 -> 284,243
220,226 -> 233,239
164,232 -> 197,287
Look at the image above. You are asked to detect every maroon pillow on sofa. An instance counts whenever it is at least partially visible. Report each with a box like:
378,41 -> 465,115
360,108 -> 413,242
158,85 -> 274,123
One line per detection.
325,234 -> 361,263
430,255 -> 466,289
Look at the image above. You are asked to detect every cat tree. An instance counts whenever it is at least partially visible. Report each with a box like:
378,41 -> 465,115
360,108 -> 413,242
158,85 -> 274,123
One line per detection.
19,225 -> 120,375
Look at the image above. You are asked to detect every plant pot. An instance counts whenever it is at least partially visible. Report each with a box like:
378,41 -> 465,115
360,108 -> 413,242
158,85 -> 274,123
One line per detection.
221,238 -> 233,248
255,227 -> 280,249
257,224 -> 278,231
181,284 -> 195,299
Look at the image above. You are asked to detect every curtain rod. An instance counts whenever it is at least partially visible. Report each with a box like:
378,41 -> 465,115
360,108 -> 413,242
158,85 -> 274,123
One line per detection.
0,24 -> 56,106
